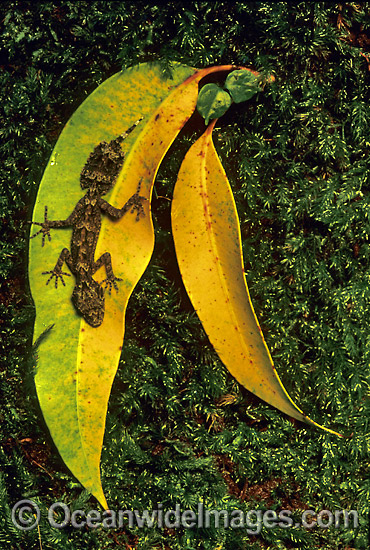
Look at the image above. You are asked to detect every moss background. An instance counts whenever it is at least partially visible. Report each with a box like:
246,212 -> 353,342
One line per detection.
1,1 -> 370,549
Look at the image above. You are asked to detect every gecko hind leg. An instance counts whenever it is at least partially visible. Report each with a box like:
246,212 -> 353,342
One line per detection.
43,248 -> 73,288
93,252 -> 122,294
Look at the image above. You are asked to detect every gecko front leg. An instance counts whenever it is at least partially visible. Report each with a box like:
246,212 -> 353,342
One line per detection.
99,179 -> 147,222
29,206 -> 52,246
125,179 -> 147,221
43,248 -> 73,288
29,200 -> 84,245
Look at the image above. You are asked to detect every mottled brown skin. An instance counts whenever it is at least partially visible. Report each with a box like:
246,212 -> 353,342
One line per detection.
30,121 -> 145,327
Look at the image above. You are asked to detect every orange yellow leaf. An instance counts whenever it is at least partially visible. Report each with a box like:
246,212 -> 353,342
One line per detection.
171,120 -> 341,437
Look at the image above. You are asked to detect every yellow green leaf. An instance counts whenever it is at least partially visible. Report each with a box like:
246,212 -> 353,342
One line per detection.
171,120 -> 341,437
29,62 -> 239,508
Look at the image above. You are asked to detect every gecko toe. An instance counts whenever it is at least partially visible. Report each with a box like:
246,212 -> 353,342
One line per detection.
29,229 -> 43,239
42,270 -> 70,288
101,276 -> 122,294
113,277 -> 122,291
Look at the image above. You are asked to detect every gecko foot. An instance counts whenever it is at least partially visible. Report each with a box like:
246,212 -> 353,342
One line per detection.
126,178 -> 147,221
29,206 -> 52,246
42,269 -> 71,288
126,193 -> 147,221
101,276 -> 122,294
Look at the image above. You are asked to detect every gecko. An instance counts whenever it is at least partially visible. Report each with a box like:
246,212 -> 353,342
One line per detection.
30,119 -> 145,328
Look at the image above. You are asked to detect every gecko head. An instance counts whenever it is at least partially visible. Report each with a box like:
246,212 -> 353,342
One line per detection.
80,138 -> 125,195
72,282 -> 105,328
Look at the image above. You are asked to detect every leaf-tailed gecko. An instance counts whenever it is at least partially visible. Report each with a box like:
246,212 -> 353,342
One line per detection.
30,119 -> 145,328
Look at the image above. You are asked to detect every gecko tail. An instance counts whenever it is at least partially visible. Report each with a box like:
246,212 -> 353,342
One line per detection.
116,117 -> 144,143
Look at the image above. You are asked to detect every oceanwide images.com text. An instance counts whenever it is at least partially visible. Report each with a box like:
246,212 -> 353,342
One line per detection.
12,500 -> 359,534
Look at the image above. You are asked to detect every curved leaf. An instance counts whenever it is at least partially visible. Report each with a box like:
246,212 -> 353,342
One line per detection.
171,120 -> 341,437
29,62 -> 240,507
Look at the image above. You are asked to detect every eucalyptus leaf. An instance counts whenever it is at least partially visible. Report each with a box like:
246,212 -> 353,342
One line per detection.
29,62 -> 198,509
196,83 -> 232,125
225,69 -> 261,103
29,61 -> 238,509
171,120 -> 341,437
